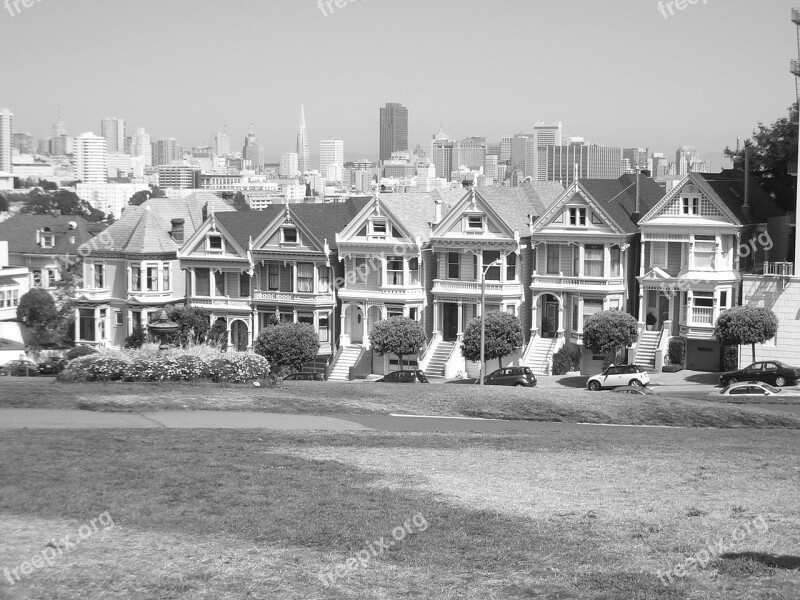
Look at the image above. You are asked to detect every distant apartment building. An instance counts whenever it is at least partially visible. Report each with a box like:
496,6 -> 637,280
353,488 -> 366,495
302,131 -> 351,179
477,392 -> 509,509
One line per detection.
243,132 -> 265,169
623,148 -> 649,173
431,129 -> 453,180
130,128 -> 152,167
12,132 -> 35,155
500,136 -> 512,162
76,182 -> 150,219
280,152 -> 299,178
101,117 -> 126,153
154,138 -> 181,167
484,155 -> 499,179
214,132 -> 231,157
379,103 -> 408,161
319,139 -> 344,175
157,165 -> 200,189
74,132 -> 108,183
538,143 -> 623,186
0,108 -> 12,173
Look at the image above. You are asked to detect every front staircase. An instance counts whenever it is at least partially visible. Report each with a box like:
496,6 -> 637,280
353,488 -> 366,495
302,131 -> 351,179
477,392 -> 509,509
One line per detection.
522,337 -> 558,375
328,345 -> 363,381
634,330 -> 660,369
424,340 -> 455,377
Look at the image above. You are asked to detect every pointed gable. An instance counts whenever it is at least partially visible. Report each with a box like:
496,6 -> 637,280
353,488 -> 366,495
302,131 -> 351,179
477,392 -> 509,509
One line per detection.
431,188 -> 518,241
640,173 -> 741,227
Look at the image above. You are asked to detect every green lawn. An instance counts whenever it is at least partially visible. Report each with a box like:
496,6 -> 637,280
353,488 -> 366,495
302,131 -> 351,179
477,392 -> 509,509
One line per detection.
0,428 -> 798,599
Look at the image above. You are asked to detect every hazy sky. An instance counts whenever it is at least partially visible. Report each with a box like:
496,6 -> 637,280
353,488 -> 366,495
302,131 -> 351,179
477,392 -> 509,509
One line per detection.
1,0 -> 797,165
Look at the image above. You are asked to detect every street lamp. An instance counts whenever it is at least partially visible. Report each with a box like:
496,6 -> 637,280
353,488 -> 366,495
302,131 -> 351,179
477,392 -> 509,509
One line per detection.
479,259 -> 503,386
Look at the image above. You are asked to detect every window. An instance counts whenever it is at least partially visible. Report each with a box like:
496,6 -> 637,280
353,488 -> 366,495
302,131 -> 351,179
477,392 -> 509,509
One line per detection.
610,246 -> 621,277
282,228 -> 298,244
207,235 -> 223,251
318,268 -> 330,293
94,263 -> 106,290
720,290 -> 728,308
682,196 -> 700,215
569,207 -> 586,226
546,245 -> 560,275
506,305 -> 516,316
131,266 -> 141,291
409,307 -> 419,321
298,312 -> 313,325
297,263 -> 314,292
268,263 -> 279,290
447,253 -> 460,279
46,269 -> 58,287
693,292 -> 714,307
584,245 -> 604,277
409,257 -> 420,286
114,310 -> 123,327
506,253 -> 517,281
318,314 -> 329,342
79,309 -> 95,342
583,299 -> 603,327
214,271 -> 225,296
387,256 -> 404,285
466,215 -> 484,231
240,273 -> 250,297
387,307 -> 404,318
650,241 -> 667,267
41,235 -> 55,248
694,235 -> 716,269
195,268 -> 210,296
162,265 -> 171,291
355,258 -> 367,284
32,269 -> 42,288
99,308 -> 107,341
483,251 -> 501,281
370,220 -> 387,236
146,266 -> 158,291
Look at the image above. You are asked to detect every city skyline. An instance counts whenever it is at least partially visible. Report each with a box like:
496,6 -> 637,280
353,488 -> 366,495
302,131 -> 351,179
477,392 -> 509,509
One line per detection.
1,0 -> 797,165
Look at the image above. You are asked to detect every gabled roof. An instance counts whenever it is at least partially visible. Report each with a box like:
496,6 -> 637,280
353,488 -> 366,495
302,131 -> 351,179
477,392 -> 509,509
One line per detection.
431,188 -> 521,240
0,214 -> 104,255
695,172 -> 784,224
212,207 -> 282,251
578,175 -> 664,233
380,194 -> 443,242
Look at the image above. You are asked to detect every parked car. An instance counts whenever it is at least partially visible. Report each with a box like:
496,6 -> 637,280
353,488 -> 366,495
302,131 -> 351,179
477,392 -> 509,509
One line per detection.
282,372 -> 325,381
587,364 -> 650,391
611,385 -> 656,396
708,381 -> 800,399
0,359 -> 40,377
375,370 -> 429,383
476,366 -> 537,387
719,361 -> 800,387
37,357 -> 67,375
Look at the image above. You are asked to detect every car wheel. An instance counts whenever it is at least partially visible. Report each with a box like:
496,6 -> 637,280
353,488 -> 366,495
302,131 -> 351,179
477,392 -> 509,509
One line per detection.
629,379 -> 643,387
727,377 -> 737,384
775,376 -> 787,387
514,382 -> 524,387
588,381 -> 601,391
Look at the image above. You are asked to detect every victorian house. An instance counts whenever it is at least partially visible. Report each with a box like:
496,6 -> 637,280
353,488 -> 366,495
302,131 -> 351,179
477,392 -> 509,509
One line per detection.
525,175 -> 663,374
635,172 -> 785,371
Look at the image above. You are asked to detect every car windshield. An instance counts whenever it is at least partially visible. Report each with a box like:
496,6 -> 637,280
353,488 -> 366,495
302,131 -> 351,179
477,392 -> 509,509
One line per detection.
762,383 -> 781,393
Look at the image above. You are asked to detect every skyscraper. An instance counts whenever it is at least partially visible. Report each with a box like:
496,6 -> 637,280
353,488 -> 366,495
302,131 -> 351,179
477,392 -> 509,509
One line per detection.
319,139 -> 344,175
0,108 -> 12,173
73,132 -> 108,183
101,117 -> 126,153
379,102 -> 408,161
533,121 -> 563,147
154,138 -> 180,166
243,131 -> 265,169
214,131 -> 231,157
296,106 -> 310,173
280,151 -> 299,177
130,128 -> 152,166
538,143 -> 623,186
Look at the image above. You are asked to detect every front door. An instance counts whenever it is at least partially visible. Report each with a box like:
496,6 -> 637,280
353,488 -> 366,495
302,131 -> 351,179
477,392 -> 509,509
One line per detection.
443,303 -> 459,341
351,307 -> 364,343
658,294 -> 670,329
231,320 -> 249,352
542,299 -> 558,338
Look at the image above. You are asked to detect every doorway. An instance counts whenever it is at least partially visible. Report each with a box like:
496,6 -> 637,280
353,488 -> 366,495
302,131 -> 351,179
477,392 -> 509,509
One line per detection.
231,320 -> 249,352
443,303 -> 459,341
351,307 -> 364,343
541,296 -> 559,338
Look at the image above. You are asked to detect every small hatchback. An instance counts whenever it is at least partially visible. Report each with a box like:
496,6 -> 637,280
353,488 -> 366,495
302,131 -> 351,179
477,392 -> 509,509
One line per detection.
587,364 -> 649,391
478,367 -> 537,387
376,370 -> 429,383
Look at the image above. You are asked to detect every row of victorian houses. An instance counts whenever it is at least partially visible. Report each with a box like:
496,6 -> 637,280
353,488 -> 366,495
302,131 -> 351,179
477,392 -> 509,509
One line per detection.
0,175 -> 793,377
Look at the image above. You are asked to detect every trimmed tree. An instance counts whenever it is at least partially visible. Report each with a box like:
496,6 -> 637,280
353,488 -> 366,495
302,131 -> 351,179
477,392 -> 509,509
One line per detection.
253,322 -> 320,374
166,305 -> 210,347
461,311 -> 524,370
16,289 -> 65,348
369,317 -> 426,370
583,310 -> 639,365
714,306 -> 778,364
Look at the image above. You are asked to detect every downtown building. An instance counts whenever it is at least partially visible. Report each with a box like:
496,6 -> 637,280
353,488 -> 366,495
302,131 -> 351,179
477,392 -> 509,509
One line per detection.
0,108 -> 12,173
537,142 -> 623,186
379,103 -> 408,161
100,117 -> 126,153
319,139 -> 344,176
73,132 -> 108,183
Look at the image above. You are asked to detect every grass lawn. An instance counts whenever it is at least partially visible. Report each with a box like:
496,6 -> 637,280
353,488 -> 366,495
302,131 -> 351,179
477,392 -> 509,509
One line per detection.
2,378 -> 800,429
0,428 -> 798,599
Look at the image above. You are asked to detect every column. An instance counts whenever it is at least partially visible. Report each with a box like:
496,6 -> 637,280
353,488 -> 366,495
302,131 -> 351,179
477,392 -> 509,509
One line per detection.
557,298 -> 565,337
638,289 -> 645,324
577,297 -> 585,333
639,241 -> 646,277
531,296 -> 538,336
381,305 -> 388,320
577,245 -> 585,277
226,319 -> 232,350
686,290 -> 693,325
433,300 -> 440,333
603,244 -> 610,278
340,306 -> 348,345
457,300 -> 463,335
362,303 -> 370,348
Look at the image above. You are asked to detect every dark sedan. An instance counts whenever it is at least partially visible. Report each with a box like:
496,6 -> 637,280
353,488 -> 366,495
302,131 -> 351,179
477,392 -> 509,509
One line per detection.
719,361 -> 800,387
0,360 -> 40,376
477,366 -> 537,387
376,370 -> 429,383
38,357 -> 67,375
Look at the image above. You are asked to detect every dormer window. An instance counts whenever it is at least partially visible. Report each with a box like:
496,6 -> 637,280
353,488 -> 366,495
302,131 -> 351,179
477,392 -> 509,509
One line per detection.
370,220 -> 387,237
568,208 -> 586,226
466,215 -> 484,231
41,234 -> 55,248
207,234 -> 223,251
281,227 -> 298,244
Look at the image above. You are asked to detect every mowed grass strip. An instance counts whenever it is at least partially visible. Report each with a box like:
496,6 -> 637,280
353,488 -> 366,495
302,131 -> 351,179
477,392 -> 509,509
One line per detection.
0,429 -> 799,599
2,378 -> 800,429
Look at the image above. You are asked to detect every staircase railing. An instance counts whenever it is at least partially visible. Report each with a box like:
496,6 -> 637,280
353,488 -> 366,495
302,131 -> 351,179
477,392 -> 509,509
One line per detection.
443,340 -> 463,379
653,320 -> 672,372
348,347 -> 370,381
326,344 -> 345,380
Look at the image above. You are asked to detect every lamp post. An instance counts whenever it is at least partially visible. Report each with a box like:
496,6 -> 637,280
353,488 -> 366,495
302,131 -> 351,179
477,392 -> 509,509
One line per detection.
480,259 -> 503,386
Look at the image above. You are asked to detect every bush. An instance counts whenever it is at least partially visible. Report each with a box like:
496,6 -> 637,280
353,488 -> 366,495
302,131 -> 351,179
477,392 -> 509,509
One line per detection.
552,346 -> 582,376
172,355 -> 211,381
662,365 -> 683,373
122,358 -> 162,382
124,323 -> 147,349
667,337 -> 685,367
66,346 -> 98,361
57,355 -> 97,382
723,346 -> 739,371
86,356 -> 129,381
207,358 -> 238,383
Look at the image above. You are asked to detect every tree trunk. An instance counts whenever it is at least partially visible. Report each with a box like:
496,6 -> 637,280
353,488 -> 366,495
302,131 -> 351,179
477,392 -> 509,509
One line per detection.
751,343 -> 756,364
399,354 -> 403,370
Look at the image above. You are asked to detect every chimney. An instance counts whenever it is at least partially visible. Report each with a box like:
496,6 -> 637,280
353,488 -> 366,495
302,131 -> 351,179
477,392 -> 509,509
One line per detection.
170,218 -> 185,243
631,168 -> 642,223
433,197 -> 442,225
742,142 -> 752,222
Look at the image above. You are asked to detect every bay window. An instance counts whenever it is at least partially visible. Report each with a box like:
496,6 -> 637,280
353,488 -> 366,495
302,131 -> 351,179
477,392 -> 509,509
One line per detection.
94,263 -> 105,289
297,263 -> 314,292
610,246 -> 621,277
506,253 -> 517,281
546,245 -> 560,275
584,245 -> 604,277
583,299 -> 603,327
146,266 -> 158,291
693,235 -> 716,269
650,242 -> 667,268
79,309 -> 95,342
386,257 -> 404,285
409,257 -> 420,286
162,264 -> 171,291
195,268 -> 210,296
483,251 -> 501,281
131,266 -> 142,291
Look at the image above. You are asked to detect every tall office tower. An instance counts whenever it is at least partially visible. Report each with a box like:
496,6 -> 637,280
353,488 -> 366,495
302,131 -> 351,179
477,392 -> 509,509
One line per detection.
296,106 -> 310,173
431,129 -> 454,180
73,132 -> 108,183
538,143 -> 623,186
153,138 -> 181,166
484,155 -> 499,179
623,147 -> 649,173
100,117 -> 126,153
12,132 -> 35,154
49,136 -> 70,156
487,141 -> 501,156
453,137 -> 486,170
0,108 -> 12,173
319,139 -> 344,175
500,136 -> 513,162
379,102 -> 408,161
192,145 -> 215,170
124,136 -> 132,155
280,151 -> 299,177
675,145 -> 708,175
214,132 -> 231,157
52,114 -> 67,138
243,131 -> 265,169
533,121 -> 563,147
509,134 -> 532,177
130,127 -> 152,166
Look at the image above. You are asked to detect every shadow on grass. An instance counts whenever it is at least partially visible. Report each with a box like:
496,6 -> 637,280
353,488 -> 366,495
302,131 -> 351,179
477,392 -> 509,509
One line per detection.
683,372 -> 722,385
719,552 -> 800,572
554,376 -> 587,389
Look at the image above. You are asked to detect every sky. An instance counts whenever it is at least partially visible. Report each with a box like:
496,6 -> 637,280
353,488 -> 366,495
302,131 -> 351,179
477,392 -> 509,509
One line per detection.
1,0 -> 798,168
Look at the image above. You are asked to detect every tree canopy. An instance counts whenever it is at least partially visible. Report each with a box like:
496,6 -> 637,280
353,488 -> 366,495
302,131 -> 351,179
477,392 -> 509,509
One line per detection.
20,189 -> 106,222
16,289 -> 65,348
583,310 -> 639,361
253,322 -> 320,374
232,191 -> 250,211
714,306 -> 778,363
369,317 -> 426,369
166,305 -> 211,346
461,311 -> 524,369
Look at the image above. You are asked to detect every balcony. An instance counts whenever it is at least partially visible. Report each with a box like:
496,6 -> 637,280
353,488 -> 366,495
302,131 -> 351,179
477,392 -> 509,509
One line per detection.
763,261 -> 794,277
338,285 -> 425,302
530,274 -> 625,292
191,297 -> 252,310
75,288 -> 111,301
432,279 -> 523,298
252,290 -> 335,305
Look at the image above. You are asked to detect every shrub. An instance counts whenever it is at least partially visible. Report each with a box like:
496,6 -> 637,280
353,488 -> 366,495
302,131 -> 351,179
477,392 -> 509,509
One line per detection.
662,365 -> 683,373
207,358 -> 238,383
172,355 -> 210,381
723,346 -> 739,372
552,346 -> 582,376
124,323 -> 147,349
667,337 -> 685,367
86,356 -> 129,381
122,358 -> 161,382
66,345 -> 98,361
253,323 -> 319,373
227,353 -> 270,382
57,355 -> 97,382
